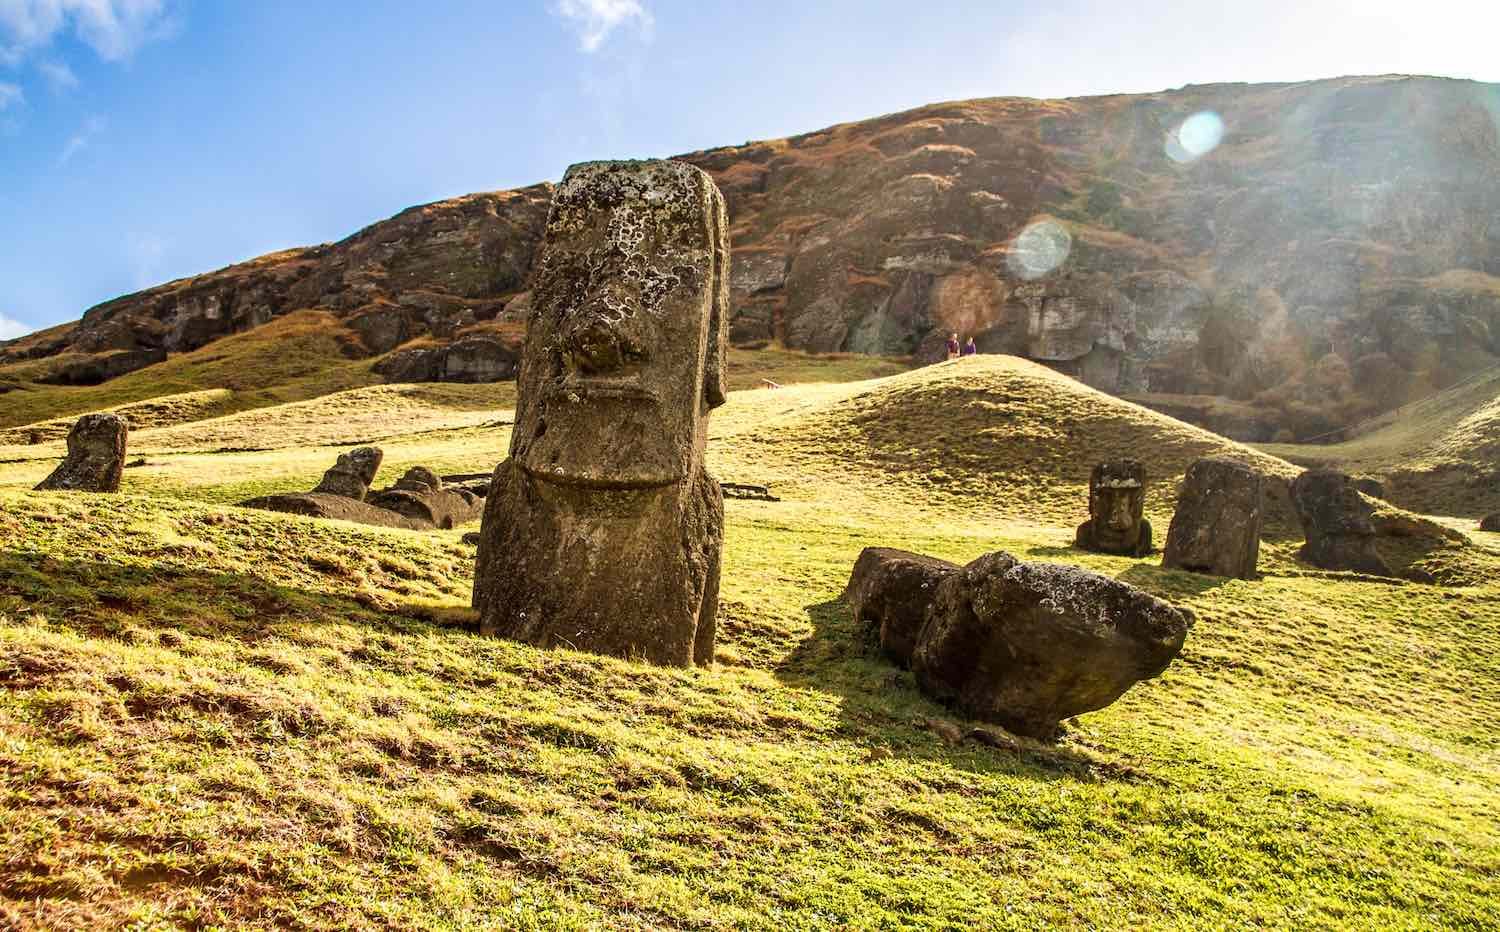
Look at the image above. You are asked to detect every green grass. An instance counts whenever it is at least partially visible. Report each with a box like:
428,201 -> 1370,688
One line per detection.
1,354 -> 1497,929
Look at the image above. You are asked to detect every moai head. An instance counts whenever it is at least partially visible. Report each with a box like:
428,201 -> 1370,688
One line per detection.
510,160 -> 728,489
1089,461 -> 1147,550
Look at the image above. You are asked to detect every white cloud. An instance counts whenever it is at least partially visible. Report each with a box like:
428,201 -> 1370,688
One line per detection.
0,311 -> 32,340
37,58 -> 75,91
0,0 -> 176,64
58,112 -> 102,164
552,0 -> 651,53
0,80 -> 20,108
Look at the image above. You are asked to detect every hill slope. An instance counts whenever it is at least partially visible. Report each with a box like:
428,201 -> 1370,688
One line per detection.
7,75 -> 1500,441
2,354 -> 1498,927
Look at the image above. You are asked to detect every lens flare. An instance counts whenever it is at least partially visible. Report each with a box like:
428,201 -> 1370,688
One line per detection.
1007,219 -> 1072,280
1166,111 -> 1225,164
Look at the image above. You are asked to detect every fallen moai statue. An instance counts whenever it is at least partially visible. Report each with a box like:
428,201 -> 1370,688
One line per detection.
1074,460 -> 1152,556
35,413 -> 128,493
845,546 -> 1192,739
242,451 -> 484,531
473,159 -> 728,667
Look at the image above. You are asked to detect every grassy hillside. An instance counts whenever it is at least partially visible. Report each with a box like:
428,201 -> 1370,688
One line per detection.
1,355 -> 1498,929
1259,366 -> 1500,517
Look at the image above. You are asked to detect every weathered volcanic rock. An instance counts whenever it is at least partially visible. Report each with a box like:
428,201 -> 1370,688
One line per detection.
843,547 -> 960,665
1481,513 -> 1500,532
911,551 -> 1192,739
37,348 -> 167,386
312,446 -> 384,501
367,468 -> 482,530
1353,477 -> 1387,500
1291,470 -> 1394,576
1075,460 -> 1152,556
239,492 -> 429,530
374,347 -> 445,383
34,414 -> 128,493
442,337 -> 518,383
1162,458 -> 1264,579
473,160 -> 729,667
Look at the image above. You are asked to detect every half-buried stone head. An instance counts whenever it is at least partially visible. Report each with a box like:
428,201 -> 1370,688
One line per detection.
510,160 -> 727,491
1075,460 -> 1151,556
473,160 -> 729,668
34,413 -> 128,493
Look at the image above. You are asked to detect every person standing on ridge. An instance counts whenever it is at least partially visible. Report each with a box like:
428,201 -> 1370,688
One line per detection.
945,332 -> 960,360
962,336 -> 978,356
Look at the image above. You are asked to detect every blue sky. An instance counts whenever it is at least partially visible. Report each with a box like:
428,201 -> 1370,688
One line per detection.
2,0 -> 1497,338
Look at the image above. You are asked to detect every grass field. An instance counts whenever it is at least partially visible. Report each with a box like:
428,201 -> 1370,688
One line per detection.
1,354 -> 1498,929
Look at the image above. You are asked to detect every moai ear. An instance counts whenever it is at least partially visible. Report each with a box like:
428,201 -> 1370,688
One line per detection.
703,185 -> 729,409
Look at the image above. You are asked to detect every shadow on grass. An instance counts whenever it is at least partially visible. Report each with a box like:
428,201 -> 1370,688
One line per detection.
774,598 -> 1161,785
0,549 -> 474,647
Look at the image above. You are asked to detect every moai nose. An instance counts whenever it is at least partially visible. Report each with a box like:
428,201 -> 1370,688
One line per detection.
567,318 -> 625,375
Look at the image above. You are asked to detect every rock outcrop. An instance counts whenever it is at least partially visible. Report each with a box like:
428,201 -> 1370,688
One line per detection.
1482,513 -> 1500,532
1074,460 -> 1152,556
473,160 -> 729,667
844,547 -> 961,665
910,551 -> 1193,739
1161,458 -> 1264,579
10,76 -> 1500,438
34,414 -> 128,493
1290,469 -> 1394,576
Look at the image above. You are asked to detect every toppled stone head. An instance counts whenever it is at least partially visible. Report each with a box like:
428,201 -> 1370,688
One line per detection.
509,160 -> 728,491
1075,460 -> 1151,556
474,160 -> 729,667
1162,458 -> 1264,580
34,413 -> 128,493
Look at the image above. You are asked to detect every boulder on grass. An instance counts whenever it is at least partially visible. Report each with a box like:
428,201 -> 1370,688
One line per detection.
34,413 -> 128,493
1161,458 -> 1264,580
912,551 -> 1192,739
1480,513 -> 1500,533
843,547 -> 960,666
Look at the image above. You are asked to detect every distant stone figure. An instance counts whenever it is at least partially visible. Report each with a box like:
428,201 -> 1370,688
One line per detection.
1482,513 -> 1500,533
1161,458 -> 1264,579
945,332 -> 960,360
961,336 -> 978,356
1291,469 -> 1393,576
911,551 -> 1192,739
367,467 -> 480,530
34,413 -> 127,493
312,446 -> 383,501
1075,460 -> 1152,556
473,160 -> 729,667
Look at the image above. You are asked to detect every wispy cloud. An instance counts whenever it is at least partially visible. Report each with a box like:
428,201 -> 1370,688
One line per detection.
0,311 -> 32,340
552,0 -> 652,53
0,0 -> 178,64
58,113 -> 102,164
0,80 -> 20,109
37,58 -> 76,91
126,231 -> 167,287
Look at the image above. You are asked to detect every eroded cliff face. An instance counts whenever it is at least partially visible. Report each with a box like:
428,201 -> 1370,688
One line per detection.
7,75 -> 1500,440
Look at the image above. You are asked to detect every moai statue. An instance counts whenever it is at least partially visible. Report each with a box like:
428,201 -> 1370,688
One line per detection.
313,446 -> 383,501
472,160 -> 728,667
1074,461 -> 1152,556
1290,469 -> 1393,577
34,413 -> 128,493
1161,458 -> 1264,580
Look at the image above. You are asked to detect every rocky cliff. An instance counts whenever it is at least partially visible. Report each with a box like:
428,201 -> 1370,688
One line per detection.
6,74 -> 1500,440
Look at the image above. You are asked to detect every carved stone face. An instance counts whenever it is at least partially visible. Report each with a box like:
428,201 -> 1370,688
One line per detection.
1089,461 -> 1146,550
510,161 -> 728,489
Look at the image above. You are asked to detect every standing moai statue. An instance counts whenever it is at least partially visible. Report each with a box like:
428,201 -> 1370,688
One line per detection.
1074,461 -> 1152,556
1161,458 -> 1264,580
1290,469 -> 1393,577
472,160 -> 729,667
313,446 -> 383,501
34,413 -> 128,493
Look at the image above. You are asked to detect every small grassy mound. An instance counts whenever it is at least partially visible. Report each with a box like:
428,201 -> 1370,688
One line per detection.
0,389 -> 236,446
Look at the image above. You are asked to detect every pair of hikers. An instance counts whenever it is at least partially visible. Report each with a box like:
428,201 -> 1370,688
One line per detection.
945,332 -> 978,360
